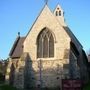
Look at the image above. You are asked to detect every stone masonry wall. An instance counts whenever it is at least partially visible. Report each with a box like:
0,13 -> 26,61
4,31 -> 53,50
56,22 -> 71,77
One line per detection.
24,59 -> 70,88
23,5 -> 71,88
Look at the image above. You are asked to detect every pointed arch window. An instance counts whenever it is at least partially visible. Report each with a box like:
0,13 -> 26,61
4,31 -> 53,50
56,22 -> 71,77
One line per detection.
37,28 -> 54,58
59,11 -> 61,16
56,11 -> 58,16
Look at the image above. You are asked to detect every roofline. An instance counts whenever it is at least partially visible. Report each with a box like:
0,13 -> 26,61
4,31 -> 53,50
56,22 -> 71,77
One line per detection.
25,4 -> 53,40
9,36 -> 25,57
53,3 -> 63,13
63,26 -> 83,48
82,49 -> 89,66
9,36 -> 20,56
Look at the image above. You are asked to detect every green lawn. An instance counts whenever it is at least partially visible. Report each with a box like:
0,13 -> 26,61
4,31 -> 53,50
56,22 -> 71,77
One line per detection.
0,84 -> 17,90
1,84 -> 90,90
0,85 -> 60,90
83,82 -> 90,90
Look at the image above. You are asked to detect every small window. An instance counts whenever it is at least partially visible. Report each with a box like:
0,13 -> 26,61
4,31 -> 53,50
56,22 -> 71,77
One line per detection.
59,11 -> 61,16
56,11 -> 58,16
56,10 -> 61,16
57,8 -> 59,10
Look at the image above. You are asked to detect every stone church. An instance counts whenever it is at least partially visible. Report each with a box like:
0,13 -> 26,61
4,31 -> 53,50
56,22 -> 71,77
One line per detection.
5,4 -> 89,89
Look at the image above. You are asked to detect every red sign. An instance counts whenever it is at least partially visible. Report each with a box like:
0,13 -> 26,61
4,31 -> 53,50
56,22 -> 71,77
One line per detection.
62,79 -> 82,90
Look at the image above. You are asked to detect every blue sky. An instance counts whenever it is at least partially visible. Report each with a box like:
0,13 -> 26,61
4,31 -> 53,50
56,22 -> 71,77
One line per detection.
0,0 -> 90,59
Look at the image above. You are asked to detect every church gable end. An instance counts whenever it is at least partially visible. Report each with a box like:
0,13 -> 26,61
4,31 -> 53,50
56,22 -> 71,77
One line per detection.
23,4 -> 71,60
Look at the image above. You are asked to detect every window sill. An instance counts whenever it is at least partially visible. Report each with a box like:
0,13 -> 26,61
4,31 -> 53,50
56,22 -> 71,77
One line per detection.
37,57 -> 56,61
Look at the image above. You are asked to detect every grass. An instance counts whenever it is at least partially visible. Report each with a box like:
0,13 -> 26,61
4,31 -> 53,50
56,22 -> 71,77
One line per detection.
0,84 -> 17,90
83,81 -> 90,90
1,83 -> 90,90
0,85 -> 60,90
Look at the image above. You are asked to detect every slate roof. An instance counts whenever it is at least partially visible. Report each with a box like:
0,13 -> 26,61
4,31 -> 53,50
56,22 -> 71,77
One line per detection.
9,36 -> 25,58
88,55 -> 90,62
63,26 -> 83,49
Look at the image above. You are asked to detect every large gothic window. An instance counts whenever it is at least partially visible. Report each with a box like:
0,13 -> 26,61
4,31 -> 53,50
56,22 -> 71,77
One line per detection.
37,28 -> 54,58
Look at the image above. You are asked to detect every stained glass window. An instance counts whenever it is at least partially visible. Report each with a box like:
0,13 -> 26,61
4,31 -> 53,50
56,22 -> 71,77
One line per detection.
37,28 -> 54,58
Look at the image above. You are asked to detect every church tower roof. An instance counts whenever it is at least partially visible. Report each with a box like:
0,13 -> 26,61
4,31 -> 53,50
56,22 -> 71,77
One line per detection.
54,4 -> 64,12
53,4 -> 66,26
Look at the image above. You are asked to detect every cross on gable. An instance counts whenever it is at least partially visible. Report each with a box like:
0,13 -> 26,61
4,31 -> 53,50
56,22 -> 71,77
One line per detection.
44,0 -> 48,5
